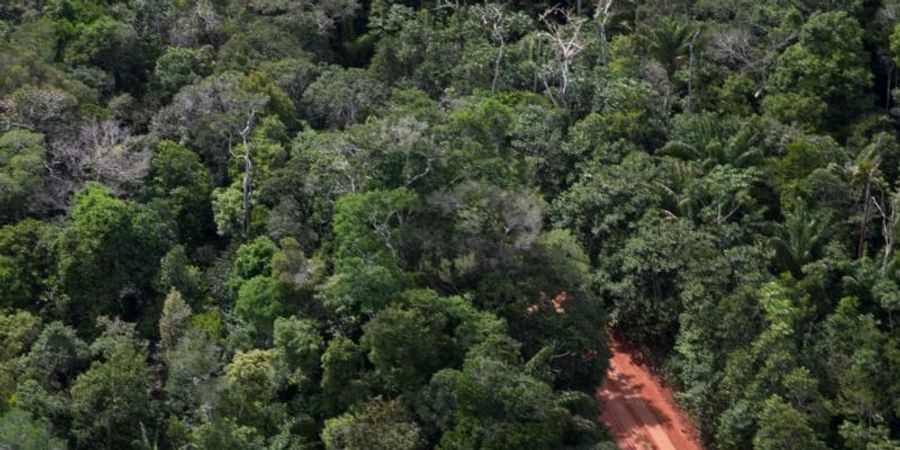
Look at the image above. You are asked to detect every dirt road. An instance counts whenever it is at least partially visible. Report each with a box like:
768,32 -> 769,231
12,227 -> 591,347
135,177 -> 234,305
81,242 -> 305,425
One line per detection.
597,337 -> 704,450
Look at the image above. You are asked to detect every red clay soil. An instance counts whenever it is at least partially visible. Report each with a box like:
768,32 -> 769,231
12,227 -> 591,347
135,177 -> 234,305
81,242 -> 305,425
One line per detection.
597,336 -> 704,450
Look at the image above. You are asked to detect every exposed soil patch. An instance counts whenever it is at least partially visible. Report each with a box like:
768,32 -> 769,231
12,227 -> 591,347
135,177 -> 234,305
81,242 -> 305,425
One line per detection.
597,336 -> 704,450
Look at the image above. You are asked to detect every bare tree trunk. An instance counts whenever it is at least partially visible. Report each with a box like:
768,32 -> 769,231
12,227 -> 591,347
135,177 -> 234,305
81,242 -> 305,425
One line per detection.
233,111 -> 256,241
481,6 -> 506,94
663,84 -> 672,123
594,0 -> 614,65
241,150 -> 252,240
687,29 -> 700,113
851,147 -> 882,261
492,42 -> 504,93
887,61 -> 894,111
532,38 -> 541,92
599,24 -> 609,64
883,203 -> 894,269
538,7 -> 586,108
873,192 -> 896,271
859,177 -> 873,259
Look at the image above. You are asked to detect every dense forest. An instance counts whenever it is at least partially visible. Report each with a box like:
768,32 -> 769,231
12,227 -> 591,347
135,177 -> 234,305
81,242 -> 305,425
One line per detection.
0,0 -> 899,448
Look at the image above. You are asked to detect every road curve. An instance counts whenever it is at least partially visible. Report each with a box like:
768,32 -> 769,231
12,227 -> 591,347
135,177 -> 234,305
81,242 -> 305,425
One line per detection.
597,336 -> 704,450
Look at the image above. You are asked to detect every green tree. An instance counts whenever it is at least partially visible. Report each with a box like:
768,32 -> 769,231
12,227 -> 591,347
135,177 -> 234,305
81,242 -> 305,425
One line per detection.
0,41 -> 88,100
0,220 -> 57,312
218,349 -> 283,435
473,229 -> 609,393
156,245 -> 208,307
753,395 -> 829,450
302,66 -> 385,128
320,334 -> 368,413
235,276 -> 286,341
421,350 -> 602,450
553,152 -> 663,264
0,130 -> 46,221
590,78 -> 668,150
771,202 -> 833,278
766,11 -> 872,129
187,419 -> 265,450
151,72 -> 272,181
361,289 -> 504,394
57,183 -> 172,328
144,140 -> 213,244
153,46 -> 213,97
69,319 -> 154,450
658,113 -> 764,171
648,18 -> 695,75
322,399 -> 421,450
212,185 -> 246,239
62,16 -> 150,92
18,321 -> 88,392
232,236 -> 278,283
0,408 -> 66,450
0,311 -> 41,363
159,289 -> 191,352
601,214 -> 718,347
272,316 -> 323,389
159,300 -> 220,414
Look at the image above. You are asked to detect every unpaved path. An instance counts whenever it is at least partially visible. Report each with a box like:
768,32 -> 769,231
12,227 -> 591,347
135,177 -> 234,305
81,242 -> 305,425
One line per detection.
597,336 -> 704,450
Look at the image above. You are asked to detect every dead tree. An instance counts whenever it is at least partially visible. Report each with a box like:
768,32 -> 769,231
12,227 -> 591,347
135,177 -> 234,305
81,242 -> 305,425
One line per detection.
873,189 -> 900,271
877,3 -> 900,110
709,28 -> 757,71
593,0 -> 614,65
1,87 -> 74,132
538,7 -> 587,107
687,28 -> 701,113
480,5 -> 506,93
855,151 -> 883,260
873,187 -> 900,330
708,25 -> 796,93
228,111 -> 257,241
44,119 -> 148,211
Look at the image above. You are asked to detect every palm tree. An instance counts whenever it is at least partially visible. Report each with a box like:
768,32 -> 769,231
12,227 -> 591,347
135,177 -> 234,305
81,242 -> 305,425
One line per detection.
648,18 -> 694,74
658,114 -> 764,173
845,139 -> 885,260
771,202 -> 833,278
